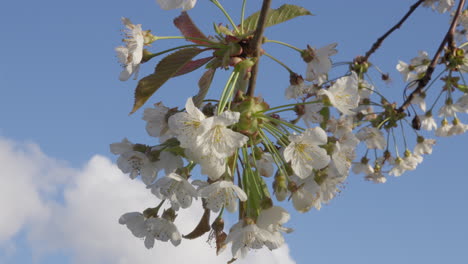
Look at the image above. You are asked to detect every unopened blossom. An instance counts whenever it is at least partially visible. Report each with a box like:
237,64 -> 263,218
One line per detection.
156,0 -> 197,11
318,72 -> 360,116
283,127 -> 330,179
116,18 -> 144,81
420,111 -> 438,131
356,127 -> 387,150
119,212 -> 182,248
150,173 -> 198,211
196,111 -> 248,159
196,180 -> 247,213
168,97 -> 206,149
224,219 -> 274,259
110,138 -> 158,184
256,206 -> 292,250
414,137 -> 436,156
304,43 -> 338,84
143,102 -> 174,141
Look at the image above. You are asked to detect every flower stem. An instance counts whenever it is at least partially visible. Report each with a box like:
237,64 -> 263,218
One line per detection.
264,39 -> 303,52
210,0 -> 240,34
264,52 -> 294,73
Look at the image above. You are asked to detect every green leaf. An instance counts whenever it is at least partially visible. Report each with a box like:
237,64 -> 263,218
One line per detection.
130,48 -> 204,114
242,4 -> 312,33
193,68 -> 216,107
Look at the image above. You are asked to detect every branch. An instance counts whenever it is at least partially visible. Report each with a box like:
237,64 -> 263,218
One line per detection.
363,0 -> 425,62
398,0 -> 467,113
246,0 -> 272,97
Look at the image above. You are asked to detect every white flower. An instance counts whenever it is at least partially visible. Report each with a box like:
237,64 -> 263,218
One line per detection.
252,152 -> 275,178
307,172 -> 344,210
150,173 -> 198,211
224,220 -> 273,259
196,111 -> 248,159
389,157 -> 410,177
197,181 -> 247,213
119,212 -> 182,248
116,17 -> 144,81
330,142 -> 353,177
448,118 -> 468,135
283,127 -> 330,179
390,150 -> 422,177
110,138 -> 159,185
422,0 -> 455,13
358,79 -> 374,99
303,102 -> 324,126
438,101 -> 457,117
143,102 -> 173,141
414,137 -> 436,156
305,43 -> 338,84
364,170 -> 387,184
256,206 -> 292,250
318,72 -> 360,116
185,149 -> 228,181
291,184 -> 316,212
153,149 -> 183,175
356,127 -> 387,150
285,82 -> 313,100
411,93 -> 427,112
435,118 -> 452,137
168,97 -> 206,149
420,112 -> 438,131
352,159 -> 374,175
454,94 -> 468,113
156,0 -> 197,11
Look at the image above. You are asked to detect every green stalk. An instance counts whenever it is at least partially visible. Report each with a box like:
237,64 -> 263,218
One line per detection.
265,39 -> 303,52
210,0 -> 240,34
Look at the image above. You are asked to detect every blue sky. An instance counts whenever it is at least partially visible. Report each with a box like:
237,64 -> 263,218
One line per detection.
1,0 -> 467,263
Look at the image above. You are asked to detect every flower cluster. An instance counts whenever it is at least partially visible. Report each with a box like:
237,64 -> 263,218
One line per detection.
111,0 -> 468,261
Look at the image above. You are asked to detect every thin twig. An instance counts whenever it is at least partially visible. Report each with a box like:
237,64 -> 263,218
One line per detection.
363,0 -> 425,62
246,0 -> 272,96
398,0 -> 467,112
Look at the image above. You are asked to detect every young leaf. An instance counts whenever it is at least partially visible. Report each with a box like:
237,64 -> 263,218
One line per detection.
193,68 -> 216,107
173,56 -> 214,77
242,4 -> 312,33
130,48 -> 204,114
174,11 -> 211,45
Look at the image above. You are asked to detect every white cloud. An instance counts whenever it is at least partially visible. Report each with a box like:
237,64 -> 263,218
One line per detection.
0,137 -> 295,264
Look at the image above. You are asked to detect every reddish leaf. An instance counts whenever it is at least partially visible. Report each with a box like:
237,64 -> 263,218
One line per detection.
173,56 -> 214,77
174,11 -> 211,45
